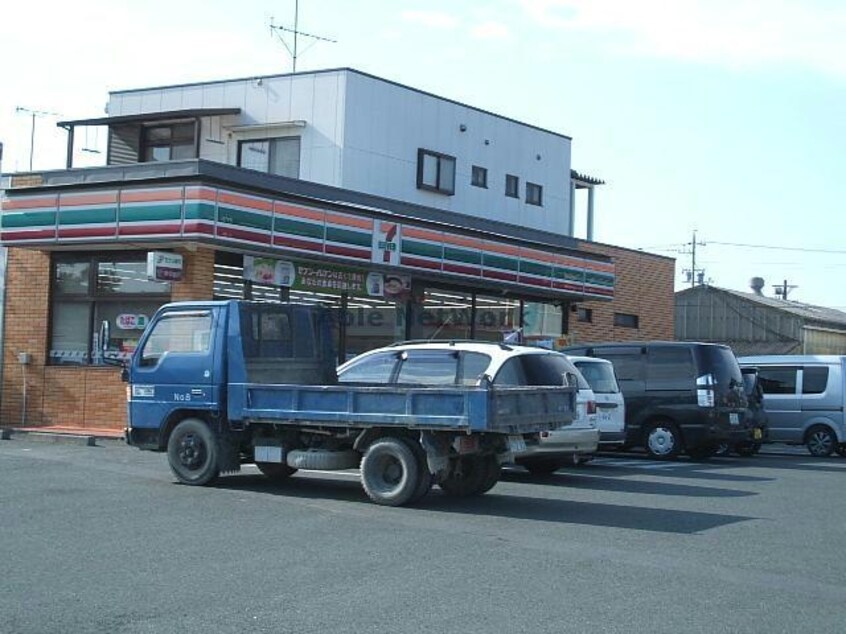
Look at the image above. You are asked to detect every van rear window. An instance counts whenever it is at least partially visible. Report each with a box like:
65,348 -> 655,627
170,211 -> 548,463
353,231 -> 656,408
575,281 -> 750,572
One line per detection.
802,367 -> 829,394
697,346 -> 743,387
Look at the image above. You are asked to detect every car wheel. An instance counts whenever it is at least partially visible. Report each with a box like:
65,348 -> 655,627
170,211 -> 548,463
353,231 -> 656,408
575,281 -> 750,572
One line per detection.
360,437 -> 420,506
644,421 -> 682,460
439,455 -> 489,496
256,462 -> 298,480
806,426 -> 836,457
167,418 -> 220,486
520,458 -> 562,476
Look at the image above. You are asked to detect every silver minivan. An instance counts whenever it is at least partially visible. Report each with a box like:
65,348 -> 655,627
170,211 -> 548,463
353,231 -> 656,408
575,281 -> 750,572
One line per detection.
737,355 -> 846,457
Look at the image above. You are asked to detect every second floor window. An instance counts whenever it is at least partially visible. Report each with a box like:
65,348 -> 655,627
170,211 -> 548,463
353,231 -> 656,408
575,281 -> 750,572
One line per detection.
417,149 -> 456,195
526,182 -> 543,206
238,137 -> 301,179
471,165 -> 488,188
142,122 -> 196,162
505,174 -> 519,198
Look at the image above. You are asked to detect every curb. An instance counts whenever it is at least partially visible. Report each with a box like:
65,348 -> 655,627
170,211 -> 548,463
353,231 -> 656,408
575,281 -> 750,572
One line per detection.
0,428 -> 126,447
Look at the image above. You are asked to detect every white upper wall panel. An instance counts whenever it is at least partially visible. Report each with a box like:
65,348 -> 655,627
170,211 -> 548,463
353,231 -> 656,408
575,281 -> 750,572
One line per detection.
341,72 -> 572,235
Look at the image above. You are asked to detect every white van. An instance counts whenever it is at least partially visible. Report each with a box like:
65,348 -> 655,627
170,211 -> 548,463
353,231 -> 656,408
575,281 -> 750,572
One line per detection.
737,355 -> 846,457
569,356 -> 626,449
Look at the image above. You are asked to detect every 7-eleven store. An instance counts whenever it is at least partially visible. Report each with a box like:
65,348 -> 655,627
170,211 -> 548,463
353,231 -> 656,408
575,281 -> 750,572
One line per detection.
0,160 -> 614,431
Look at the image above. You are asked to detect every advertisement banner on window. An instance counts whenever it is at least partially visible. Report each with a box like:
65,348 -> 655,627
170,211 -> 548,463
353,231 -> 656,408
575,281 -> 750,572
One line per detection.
146,251 -> 183,282
242,256 -> 410,299
244,256 -> 295,287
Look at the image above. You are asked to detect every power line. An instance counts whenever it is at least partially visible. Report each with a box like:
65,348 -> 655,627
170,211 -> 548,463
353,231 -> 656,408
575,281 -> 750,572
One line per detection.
707,241 -> 846,255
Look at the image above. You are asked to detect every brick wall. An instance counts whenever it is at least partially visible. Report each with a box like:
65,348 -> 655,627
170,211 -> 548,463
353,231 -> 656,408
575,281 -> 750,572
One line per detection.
569,242 -> 676,345
0,246 -> 216,430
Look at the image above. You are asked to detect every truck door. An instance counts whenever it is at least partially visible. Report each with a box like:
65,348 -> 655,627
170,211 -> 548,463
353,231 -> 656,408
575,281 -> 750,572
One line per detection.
128,308 -> 219,430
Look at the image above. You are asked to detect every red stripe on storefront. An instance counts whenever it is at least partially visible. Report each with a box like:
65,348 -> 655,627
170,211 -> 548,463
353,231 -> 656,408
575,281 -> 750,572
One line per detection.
517,274 -> 554,288
59,226 -> 117,238
182,222 -> 215,235
273,235 -> 324,252
0,229 -> 57,241
118,224 -> 181,237
442,263 -> 482,277
217,226 -> 272,244
482,269 -> 519,282
324,244 -> 371,260
400,256 -> 441,270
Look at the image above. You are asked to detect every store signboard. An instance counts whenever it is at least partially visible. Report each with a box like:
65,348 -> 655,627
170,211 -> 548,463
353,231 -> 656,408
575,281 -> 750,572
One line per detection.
116,314 -> 149,330
372,220 -> 401,266
243,257 -> 411,299
146,251 -> 183,282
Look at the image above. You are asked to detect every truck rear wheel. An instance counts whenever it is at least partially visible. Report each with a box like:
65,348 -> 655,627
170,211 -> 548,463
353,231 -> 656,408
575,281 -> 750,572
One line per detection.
360,438 -> 420,506
167,418 -> 220,486
439,455 -> 488,497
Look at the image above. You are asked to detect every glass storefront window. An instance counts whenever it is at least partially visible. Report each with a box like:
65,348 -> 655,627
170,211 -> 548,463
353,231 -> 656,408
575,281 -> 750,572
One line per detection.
522,302 -> 563,346
50,253 -> 171,366
411,290 -> 472,341
473,294 -> 520,342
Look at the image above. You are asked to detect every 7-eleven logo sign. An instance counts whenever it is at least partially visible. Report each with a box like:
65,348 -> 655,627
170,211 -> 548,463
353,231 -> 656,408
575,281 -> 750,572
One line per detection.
372,221 -> 401,266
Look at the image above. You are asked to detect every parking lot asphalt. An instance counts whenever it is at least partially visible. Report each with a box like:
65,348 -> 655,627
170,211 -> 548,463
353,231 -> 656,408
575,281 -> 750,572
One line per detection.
1,438 -> 845,634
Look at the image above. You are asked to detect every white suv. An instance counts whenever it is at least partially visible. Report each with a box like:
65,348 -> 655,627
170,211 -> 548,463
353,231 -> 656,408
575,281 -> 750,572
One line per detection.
337,341 -> 598,476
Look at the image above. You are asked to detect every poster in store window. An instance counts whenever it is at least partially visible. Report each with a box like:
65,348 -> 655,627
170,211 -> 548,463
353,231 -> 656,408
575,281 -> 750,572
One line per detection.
243,256 -> 295,287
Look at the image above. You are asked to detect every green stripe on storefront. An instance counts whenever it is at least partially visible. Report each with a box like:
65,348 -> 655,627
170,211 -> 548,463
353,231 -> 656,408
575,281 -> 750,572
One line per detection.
325,226 -> 371,247
520,260 -> 552,277
274,217 -> 324,240
554,267 -> 584,282
444,246 -> 482,265
483,253 -> 519,271
586,272 -> 614,287
402,239 -> 442,259
218,205 -> 272,231
119,204 -> 182,223
0,210 -> 57,228
184,202 -> 215,222
58,208 -> 117,225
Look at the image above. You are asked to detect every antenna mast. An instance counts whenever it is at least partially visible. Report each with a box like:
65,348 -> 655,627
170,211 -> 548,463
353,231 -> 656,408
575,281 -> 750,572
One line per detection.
270,0 -> 336,73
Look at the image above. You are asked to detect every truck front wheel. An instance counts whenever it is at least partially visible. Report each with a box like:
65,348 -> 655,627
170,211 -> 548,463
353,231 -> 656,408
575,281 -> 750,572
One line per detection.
167,418 -> 220,486
360,438 -> 420,506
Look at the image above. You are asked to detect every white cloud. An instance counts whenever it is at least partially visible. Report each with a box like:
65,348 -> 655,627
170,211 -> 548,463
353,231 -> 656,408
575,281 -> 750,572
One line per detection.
518,0 -> 846,76
401,10 -> 459,30
471,21 -> 512,40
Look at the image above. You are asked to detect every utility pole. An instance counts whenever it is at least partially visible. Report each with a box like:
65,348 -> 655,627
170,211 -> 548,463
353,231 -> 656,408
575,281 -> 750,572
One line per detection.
681,230 -> 707,288
773,279 -> 797,300
15,106 -> 60,171
270,1 -> 336,73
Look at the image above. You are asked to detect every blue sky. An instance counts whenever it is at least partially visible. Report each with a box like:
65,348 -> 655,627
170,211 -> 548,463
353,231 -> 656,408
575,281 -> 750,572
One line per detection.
2,0 -> 844,308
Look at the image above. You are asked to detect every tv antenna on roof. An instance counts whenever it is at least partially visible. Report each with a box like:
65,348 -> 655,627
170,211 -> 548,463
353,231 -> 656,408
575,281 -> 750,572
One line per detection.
270,1 -> 336,73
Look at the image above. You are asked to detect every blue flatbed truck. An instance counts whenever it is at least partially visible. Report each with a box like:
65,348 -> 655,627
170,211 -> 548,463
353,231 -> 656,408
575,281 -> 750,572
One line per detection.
123,300 -> 576,506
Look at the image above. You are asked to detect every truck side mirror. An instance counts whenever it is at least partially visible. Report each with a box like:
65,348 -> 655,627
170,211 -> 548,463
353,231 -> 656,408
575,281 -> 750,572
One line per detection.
121,366 -> 130,383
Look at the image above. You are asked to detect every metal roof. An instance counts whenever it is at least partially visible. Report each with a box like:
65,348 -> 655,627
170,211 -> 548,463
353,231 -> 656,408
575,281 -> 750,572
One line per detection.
677,286 -> 846,328
570,169 -> 605,187
57,108 -> 242,128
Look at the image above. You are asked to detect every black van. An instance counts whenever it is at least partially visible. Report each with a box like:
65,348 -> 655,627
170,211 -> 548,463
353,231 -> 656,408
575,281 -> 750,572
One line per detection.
563,342 -> 748,459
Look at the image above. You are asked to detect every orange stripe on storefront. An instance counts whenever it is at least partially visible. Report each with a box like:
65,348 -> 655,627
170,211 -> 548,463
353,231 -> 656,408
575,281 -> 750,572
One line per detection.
324,211 -> 372,230
403,226 -> 443,243
184,187 -> 218,202
2,196 -> 59,210
274,202 -> 325,223
59,192 -> 119,207
120,189 -> 183,204
217,191 -> 273,213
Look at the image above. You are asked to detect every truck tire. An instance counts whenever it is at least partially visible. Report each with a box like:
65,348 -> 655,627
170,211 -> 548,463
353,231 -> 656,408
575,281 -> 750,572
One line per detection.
360,438 -> 420,506
286,449 -> 360,470
399,437 -> 433,503
439,455 -> 488,497
256,462 -> 298,481
167,418 -> 220,486
477,456 -> 501,494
